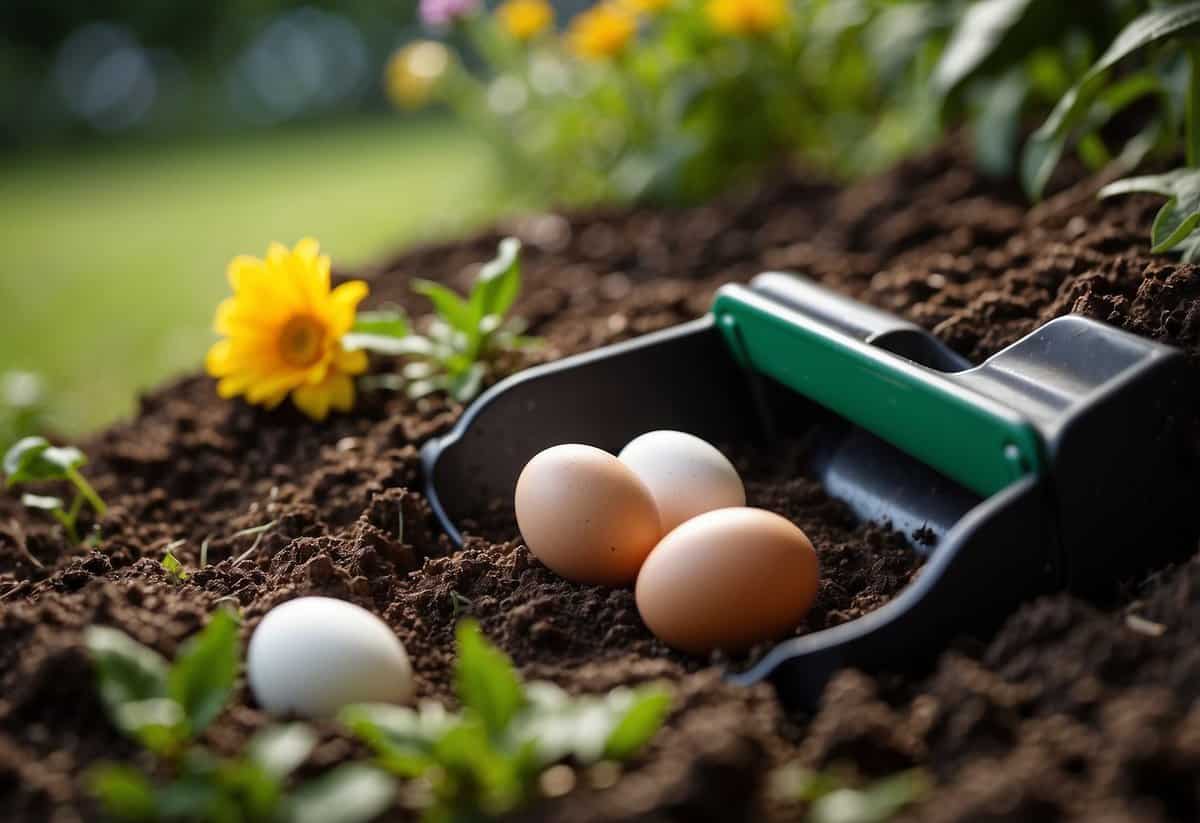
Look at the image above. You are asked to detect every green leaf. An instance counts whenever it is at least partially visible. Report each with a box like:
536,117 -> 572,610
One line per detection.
87,764 -> 157,822
810,770 -> 930,823
603,686 -> 671,760
934,0 -> 1067,97
1025,2 -> 1200,198
339,702 -> 454,776
3,436 -> 85,485
412,280 -> 477,335
447,363 -> 486,403
286,765 -> 396,823
116,698 -> 189,755
972,70 -> 1028,176
161,551 -> 189,582
1100,168 -> 1200,252
1024,70 -> 1166,199
454,621 -> 524,739
352,310 -> 411,339
168,609 -> 240,735
20,493 -> 63,511
341,333 -> 436,357
470,237 -> 522,323
86,626 -> 170,717
248,724 -> 318,780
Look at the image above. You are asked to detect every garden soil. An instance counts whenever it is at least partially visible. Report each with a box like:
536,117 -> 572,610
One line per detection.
4,141 -> 1200,821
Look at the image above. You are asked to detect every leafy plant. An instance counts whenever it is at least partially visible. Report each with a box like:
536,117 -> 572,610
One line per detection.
768,763 -> 930,823
1022,2 -> 1200,257
3,435 -> 106,544
345,237 -> 536,403
161,543 -> 191,584
341,621 -> 671,821
85,610 -> 396,823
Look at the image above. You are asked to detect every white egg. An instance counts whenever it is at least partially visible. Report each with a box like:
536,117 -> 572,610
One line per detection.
618,430 -> 745,533
247,596 -> 414,718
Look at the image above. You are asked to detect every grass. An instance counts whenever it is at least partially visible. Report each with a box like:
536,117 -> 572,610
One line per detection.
0,117 -> 512,435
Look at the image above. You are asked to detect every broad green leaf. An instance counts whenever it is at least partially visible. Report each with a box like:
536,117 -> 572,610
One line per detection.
934,0 -> 1066,97
86,626 -> 170,716
352,310 -> 410,339
168,609 -> 240,735
455,621 -> 524,739
286,765 -> 396,823
412,280 -> 477,335
603,686 -> 671,760
341,333 -> 435,356
470,237 -> 522,322
248,724 -> 318,780
3,436 -> 85,485
1025,2 -> 1200,197
87,764 -> 157,822
1100,168 -> 1200,252
21,493 -> 63,511
214,761 -> 282,821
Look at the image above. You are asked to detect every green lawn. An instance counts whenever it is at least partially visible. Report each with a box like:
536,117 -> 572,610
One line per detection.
0,119 -> 512,435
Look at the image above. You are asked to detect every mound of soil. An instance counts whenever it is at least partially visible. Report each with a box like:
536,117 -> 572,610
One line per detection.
4,140 -> 1200,822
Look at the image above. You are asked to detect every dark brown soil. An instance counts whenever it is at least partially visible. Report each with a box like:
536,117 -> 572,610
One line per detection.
4,140 -> 1200,822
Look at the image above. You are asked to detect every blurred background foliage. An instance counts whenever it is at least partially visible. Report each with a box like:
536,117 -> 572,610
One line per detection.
0,0 -> 1190,437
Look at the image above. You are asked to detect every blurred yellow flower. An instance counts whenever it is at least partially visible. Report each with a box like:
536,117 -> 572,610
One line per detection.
205,239 -> 370,422
568,3 -> 637,60
384,41 -> 451,109
623,0 -> 671,15
706,0 -> 787,35
498,0 -> 554,40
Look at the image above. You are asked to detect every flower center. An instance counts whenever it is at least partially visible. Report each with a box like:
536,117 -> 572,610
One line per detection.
278,315 -> 326,368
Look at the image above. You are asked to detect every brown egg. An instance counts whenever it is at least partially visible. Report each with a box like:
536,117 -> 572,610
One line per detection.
515,444 -> 662,585
635,507 -> 818,653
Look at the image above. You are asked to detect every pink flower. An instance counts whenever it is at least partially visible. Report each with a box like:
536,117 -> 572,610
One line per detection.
420,0 -> 479,26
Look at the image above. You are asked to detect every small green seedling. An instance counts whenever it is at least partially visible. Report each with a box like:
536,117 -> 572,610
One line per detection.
345,238 -> 538,403
161,542 -> 190,584
85,610 -> 396,823
341,621 -> 670,821
4,435 -> 106,544
768,763 -> 930,823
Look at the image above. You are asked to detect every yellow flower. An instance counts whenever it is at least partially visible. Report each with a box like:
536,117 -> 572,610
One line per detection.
384,41 -> 451,109
622,0 -> 671,15
568,3 -> 637,60
205,239 -> 370,421
498,0 -> 554,40
705,0 -> 787,36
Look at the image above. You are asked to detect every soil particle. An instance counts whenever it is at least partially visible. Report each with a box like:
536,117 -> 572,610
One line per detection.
5,140 -> 1200,820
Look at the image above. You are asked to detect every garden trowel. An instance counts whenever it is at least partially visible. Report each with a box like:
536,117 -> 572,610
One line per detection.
421,272 -> 1191,705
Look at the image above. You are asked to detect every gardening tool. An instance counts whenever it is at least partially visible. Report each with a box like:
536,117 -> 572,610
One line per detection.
420,272 -> 1191,705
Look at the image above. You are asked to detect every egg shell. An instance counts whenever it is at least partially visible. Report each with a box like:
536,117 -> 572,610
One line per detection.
248,596 -> 414,718
618,430 -> 746,533
515,443 -> 662,585
635,507 -> 818,653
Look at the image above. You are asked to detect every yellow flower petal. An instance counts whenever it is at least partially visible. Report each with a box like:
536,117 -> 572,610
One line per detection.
292,381 -> 332,421
205,339 -> 235,376
328,374 -> 355,412
335,346 -> 369,375
328,280 -> 370,336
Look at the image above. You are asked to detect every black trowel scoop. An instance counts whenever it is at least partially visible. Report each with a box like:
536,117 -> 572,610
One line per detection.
421,272 -> 1190,705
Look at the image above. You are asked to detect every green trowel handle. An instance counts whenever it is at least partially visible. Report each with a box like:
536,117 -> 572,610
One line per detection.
711,276 -> 1044,498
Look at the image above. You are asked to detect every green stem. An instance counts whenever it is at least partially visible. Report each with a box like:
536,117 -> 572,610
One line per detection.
1188,44 -> 1200,168
66,466 -> 107,517
50,506 -> 80,545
